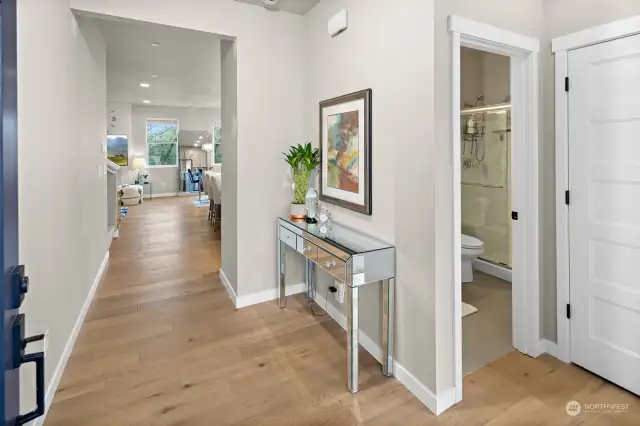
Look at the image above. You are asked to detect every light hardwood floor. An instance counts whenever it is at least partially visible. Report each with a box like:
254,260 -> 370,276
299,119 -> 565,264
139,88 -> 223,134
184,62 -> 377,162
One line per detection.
46,197 -> 639,425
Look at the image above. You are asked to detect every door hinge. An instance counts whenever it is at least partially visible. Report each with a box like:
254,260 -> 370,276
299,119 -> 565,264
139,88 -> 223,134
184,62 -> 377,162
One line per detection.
565,190 -> 570,205
566,304 -> 571,319
565,77 -> 570,92
511,211 -> 519,221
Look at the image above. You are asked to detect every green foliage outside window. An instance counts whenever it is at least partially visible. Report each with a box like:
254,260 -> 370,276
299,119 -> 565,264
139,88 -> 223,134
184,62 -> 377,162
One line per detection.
147,121 -> 178,166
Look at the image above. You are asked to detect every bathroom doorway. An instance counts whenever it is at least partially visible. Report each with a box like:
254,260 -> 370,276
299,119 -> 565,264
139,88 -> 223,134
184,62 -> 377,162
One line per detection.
459,47 -> 513,374
448,16 -> 541,405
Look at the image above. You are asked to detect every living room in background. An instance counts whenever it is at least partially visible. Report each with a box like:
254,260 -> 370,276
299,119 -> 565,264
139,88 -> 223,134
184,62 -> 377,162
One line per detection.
146,118 -> 179,167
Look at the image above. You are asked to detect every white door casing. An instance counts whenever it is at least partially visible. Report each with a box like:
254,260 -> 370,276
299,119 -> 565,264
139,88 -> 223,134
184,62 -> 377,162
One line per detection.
448,16 -> 540,406
568,33 -> 640,396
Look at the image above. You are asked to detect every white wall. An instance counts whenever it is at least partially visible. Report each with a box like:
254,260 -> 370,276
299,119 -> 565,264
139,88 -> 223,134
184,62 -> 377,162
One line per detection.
305,0 -> 640,404
221,39 -> 238,294
107,101 -> 131,136
305,0 -> 437,397
70,0 -> 308,299
17,0 -> 110,413
122,105 -> 219,194
433,0 -> 545,396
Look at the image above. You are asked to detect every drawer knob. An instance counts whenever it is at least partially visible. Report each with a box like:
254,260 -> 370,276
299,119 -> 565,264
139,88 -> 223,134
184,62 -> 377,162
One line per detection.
326,261 -> 336,268
303,247 -> 312,252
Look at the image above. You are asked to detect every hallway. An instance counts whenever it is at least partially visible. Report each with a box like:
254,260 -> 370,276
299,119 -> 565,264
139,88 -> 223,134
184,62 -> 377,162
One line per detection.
45,197 -> 638,425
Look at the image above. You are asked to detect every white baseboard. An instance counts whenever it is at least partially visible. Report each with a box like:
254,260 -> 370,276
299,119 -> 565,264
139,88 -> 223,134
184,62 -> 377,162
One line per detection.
473,258 -> 512,282
313,291 -> 450,415
219,268 -> 238,307
537,338 -> 558,358
394,363 -> 455,415
235,282 -> 307,309
35,251 -> 110,426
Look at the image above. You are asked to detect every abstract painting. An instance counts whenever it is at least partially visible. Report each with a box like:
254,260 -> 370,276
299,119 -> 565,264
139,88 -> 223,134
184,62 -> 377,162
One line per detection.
327,110 -> 360,193
319,89 -> 372,215
107,135 -> 129,166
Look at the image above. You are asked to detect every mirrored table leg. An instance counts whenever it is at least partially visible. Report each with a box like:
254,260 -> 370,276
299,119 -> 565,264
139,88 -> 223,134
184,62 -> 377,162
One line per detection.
278,240 -> 286,308
382,277 -> 395,376
347,285 -> 359,393
310,261 -> 316,299
306,259 -> 316,301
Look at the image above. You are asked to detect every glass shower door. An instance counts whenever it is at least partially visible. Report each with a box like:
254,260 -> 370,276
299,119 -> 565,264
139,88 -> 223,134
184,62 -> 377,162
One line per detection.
461,108 -> 511,267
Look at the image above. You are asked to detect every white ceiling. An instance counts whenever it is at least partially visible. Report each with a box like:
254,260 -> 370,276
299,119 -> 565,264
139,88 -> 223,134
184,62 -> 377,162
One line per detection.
234,0 -> 319,15
94,18 -> 221,109
179,130 -> 212,148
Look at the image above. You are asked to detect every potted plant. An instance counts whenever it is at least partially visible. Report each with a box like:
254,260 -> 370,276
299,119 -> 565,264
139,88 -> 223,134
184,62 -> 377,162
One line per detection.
284,142 -> 319,219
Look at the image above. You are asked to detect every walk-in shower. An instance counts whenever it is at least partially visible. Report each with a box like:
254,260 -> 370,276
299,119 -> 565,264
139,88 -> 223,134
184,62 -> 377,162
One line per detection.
461,103 -> 511,269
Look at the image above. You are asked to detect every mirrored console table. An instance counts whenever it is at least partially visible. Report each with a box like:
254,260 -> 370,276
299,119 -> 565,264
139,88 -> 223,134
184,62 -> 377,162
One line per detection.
277,217 -> 396,393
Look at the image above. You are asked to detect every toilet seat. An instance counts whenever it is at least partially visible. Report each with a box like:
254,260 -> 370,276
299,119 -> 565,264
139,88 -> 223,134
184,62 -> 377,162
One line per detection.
461,234 -> 483,249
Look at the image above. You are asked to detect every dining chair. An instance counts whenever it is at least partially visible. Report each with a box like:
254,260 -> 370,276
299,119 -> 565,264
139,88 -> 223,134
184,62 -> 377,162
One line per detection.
210,173 -> 222,231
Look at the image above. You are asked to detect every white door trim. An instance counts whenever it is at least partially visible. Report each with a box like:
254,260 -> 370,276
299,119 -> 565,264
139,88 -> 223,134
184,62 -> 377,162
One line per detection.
552,15 -> 640,52
449,15 -> 540,404
553,15 -> 640,365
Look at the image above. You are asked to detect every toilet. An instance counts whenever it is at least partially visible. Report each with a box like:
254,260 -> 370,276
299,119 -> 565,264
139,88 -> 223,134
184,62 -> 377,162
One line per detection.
461,234 -> 484,283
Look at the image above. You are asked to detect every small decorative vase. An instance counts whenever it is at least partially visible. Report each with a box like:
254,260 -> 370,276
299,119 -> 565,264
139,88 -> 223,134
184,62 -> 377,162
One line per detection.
290,203 -> 306,220
305,188 -> 318,223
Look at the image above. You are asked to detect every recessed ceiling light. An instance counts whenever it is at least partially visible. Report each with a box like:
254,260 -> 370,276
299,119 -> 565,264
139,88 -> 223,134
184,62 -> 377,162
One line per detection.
142,100 -> 151,104
151,42 -> 160,47
151,74 -> 158,78
140,82 -> 150,88
199,136 -> 204,139
194,143 -> 198,146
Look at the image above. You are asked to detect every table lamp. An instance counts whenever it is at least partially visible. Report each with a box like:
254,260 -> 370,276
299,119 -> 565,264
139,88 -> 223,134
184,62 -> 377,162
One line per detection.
132,157 -> 147,183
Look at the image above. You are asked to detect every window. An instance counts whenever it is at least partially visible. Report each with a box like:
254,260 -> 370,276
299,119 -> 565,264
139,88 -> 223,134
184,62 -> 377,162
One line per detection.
146,119 -> 179,167
213,121 -> 222,164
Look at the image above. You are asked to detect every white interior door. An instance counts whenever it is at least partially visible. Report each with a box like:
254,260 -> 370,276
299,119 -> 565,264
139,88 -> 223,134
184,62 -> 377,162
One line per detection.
568,33 -> 640,396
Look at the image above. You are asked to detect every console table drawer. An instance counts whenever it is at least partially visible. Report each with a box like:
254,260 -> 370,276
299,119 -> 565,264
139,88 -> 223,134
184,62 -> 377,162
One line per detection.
318,247 -> 346,282
279,226 -> 297,250
296,236 -> 317,261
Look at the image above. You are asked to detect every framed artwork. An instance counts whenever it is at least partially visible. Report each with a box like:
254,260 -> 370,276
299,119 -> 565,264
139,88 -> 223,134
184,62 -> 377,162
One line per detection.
319,89 -> 372,215
107,134 -> 129,166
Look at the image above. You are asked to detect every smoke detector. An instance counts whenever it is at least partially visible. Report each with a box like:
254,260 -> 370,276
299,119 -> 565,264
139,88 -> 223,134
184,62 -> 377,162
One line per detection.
263,0 -> 278,5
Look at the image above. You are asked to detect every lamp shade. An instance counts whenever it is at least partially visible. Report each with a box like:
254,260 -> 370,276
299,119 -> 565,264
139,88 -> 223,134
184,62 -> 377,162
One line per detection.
131,157 -> 147,169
